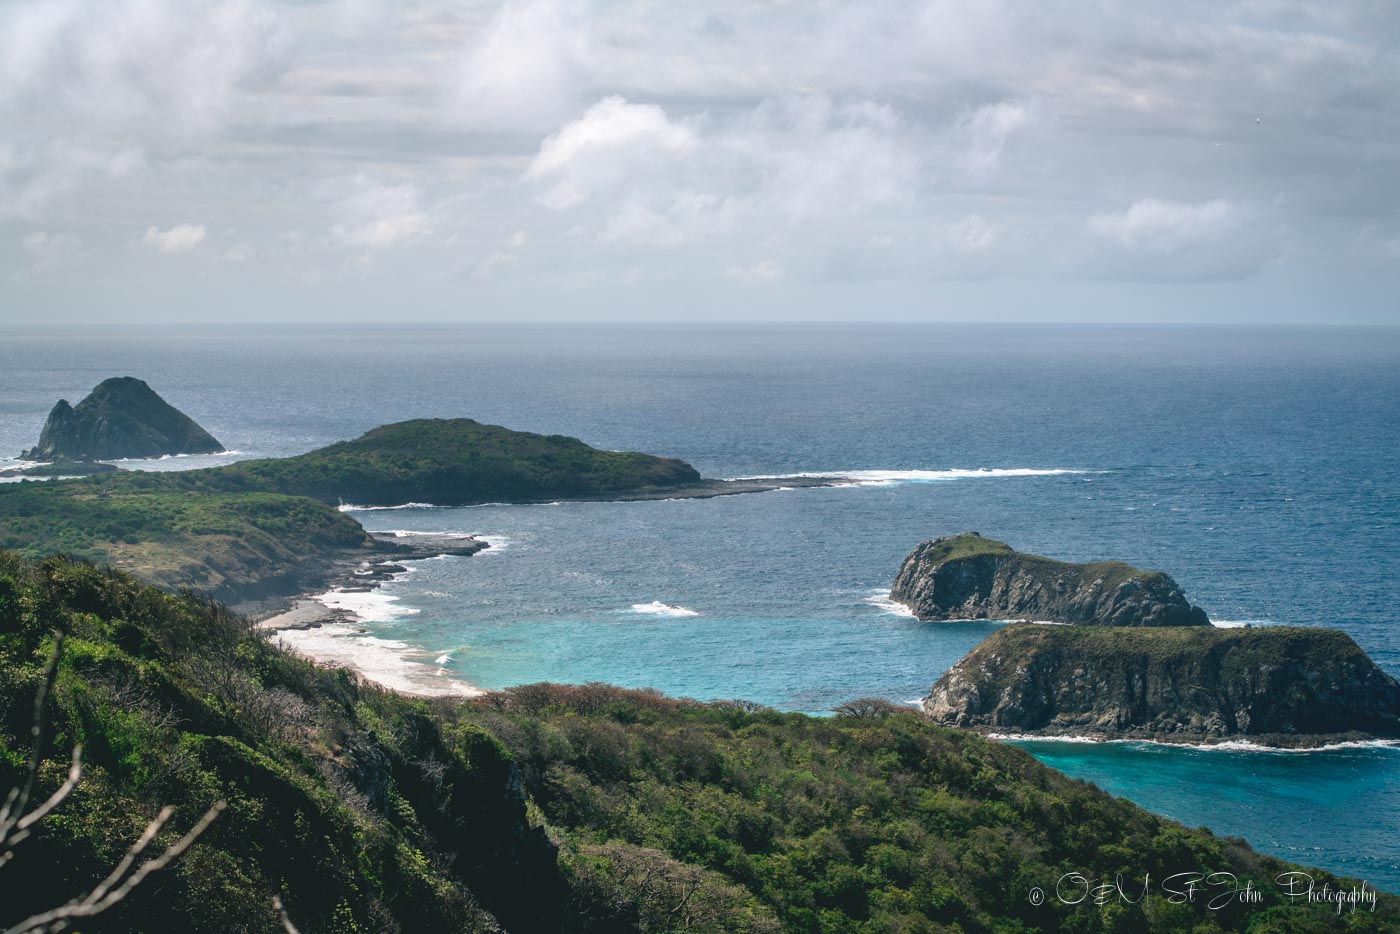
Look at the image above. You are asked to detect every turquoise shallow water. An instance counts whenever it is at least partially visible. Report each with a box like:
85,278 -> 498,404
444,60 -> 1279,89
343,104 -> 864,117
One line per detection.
1,323 -> 1397,888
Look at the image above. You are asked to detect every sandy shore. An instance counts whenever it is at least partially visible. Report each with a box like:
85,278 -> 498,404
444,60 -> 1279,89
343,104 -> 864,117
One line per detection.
255,532 -> 488,698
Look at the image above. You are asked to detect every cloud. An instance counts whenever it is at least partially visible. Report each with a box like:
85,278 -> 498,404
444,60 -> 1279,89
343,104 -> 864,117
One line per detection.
950,215 -> 996,252
1087,199 -> 1240,252
142,224 -> 206,254
21,231 -> 82,268
469,250 -> 519,281
723,259 -> 783,283
0,0 -> 285,217
954,101 -> 1028,177
331,180 -> 433,248
4,2 -> 1399,321
454,0 -> 591,129
527,96 -> 699,210
525,94 -> 921,246
0,0 -> 286,131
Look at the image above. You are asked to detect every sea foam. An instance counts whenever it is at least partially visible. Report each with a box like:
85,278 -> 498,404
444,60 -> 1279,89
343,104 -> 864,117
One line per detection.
863,593 -> 916,618
338,502 -> 441,512
629,601 -> 700,618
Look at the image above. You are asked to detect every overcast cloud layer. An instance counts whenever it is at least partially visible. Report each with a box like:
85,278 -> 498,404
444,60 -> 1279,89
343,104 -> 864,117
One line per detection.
2,0 -> 1398,324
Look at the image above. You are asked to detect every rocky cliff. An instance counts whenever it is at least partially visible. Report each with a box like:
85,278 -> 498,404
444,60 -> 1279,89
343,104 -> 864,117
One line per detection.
20,376 -> 225,461
921,624 -> 1400,745
890,533 -> 1210,626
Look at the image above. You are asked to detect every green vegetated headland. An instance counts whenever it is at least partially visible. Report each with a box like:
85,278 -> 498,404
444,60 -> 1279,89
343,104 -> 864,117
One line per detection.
102,418 -> 704,507
2,552 -> 1395,933
1,419 -> 701,599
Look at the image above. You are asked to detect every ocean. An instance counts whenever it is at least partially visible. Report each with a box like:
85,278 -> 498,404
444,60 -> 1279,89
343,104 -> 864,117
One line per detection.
2,322 -> 1398,888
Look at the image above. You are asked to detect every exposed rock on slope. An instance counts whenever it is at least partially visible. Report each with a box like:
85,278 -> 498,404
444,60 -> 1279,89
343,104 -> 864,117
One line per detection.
921,624 -> 1400,745
20,376 -> 225,461
890,533 -> 1210,626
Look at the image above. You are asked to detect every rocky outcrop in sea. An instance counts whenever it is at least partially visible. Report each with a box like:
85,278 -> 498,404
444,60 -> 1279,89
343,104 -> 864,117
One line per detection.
20,376 -> 225,461
920,623 -> 1400,746
890,533 -> 1210,627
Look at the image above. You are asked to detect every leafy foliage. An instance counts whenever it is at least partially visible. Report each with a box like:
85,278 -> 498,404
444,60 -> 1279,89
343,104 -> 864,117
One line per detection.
2,553 -> 1396,933
461,682 -> 1400,934
0,551 -> 560,933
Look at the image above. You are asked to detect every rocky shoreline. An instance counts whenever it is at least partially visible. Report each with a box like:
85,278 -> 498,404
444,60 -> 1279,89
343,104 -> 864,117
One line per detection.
246,531 -> 490,697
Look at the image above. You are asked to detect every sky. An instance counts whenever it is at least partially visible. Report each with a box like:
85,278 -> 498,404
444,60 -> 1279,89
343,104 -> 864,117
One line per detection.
1,0 -> 1398,325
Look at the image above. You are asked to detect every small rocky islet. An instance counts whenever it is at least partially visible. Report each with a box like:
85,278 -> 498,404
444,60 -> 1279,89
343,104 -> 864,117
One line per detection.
893,533 -> 1400,746
20,375 -> 225,463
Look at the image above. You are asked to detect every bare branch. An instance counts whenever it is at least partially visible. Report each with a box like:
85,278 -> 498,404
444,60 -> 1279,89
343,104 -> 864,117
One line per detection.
0,633 -> 65,843
0,746 -> 82,869
273,896 -> 301,934
2,801 -> 225,934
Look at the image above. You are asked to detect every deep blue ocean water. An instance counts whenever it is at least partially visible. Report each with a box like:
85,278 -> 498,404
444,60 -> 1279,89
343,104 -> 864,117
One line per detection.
2,323 -> 1398,888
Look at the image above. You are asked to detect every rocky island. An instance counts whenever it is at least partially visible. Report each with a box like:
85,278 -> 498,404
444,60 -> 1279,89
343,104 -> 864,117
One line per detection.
890,532 -> 1211,626
921,623 -> 1400,746
19,376 -> 225,462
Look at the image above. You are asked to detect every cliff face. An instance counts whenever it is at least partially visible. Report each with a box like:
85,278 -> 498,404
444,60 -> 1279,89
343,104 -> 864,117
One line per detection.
890,533 -> 1210,627
20,376 -> 225,461
921,624 -> 1400,744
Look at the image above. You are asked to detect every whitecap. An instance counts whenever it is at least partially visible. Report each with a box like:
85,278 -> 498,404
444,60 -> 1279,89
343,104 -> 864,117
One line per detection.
729,467 -> 1093,486
862,593 -> 916,618
338,502 -> 441,512
434,653 -> 453,666
1211,619 -> 1274,628
628,601 -> 700,618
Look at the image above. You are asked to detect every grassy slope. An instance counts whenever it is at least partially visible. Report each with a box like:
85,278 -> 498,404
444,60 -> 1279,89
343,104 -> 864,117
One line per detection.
4,553 -> 1395,932
968,623 -> 1370,666
921,534 -> 1167,591
108,418 -> 704,507
0,484 -> 371,599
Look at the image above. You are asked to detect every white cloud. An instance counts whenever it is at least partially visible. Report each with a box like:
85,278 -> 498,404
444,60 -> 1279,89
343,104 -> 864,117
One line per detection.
527,96 -> 699,210
471,250 -> 519,281
0,0 -> 285,217
954,101 -> 1028,177
142,224 -> 206,254
21,231 -> 81,268
0,0 -> 286,131
1087,198 -> 1239,252
525,94 -> 921,247
950,215 -> 996,252
332,180 -> 433,248
507,229 -> 529,248
724,259 -> 783,283
454,0 -> 591,129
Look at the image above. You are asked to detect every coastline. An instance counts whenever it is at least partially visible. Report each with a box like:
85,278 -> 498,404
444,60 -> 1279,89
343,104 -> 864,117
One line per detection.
981,729 -> 1400,751
251,531 -> 489,699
